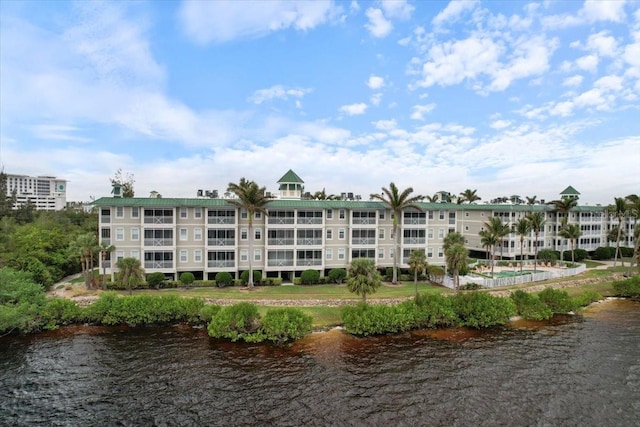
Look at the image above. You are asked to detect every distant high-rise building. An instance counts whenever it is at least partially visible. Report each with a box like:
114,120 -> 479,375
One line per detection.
6,173 -> 67,210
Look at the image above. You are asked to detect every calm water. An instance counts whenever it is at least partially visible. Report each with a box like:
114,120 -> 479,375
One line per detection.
1,299 -> 639,427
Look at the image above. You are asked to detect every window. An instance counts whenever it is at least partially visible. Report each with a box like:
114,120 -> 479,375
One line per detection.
194,228 -> 202,241
378,228 -> 385,239
438,228 -> 444,238
427,248 -> 433,257
116,228 -> 124,241
254,249 -> 261,261
241,209 -> 248,219
116,207 -> 124,218
255,212 -> 262,219
194,250 -> 202,262
194,208 -> 202,219
180,207 -> 187,219
438,247 -> 443,258
338,248 -> 345,260
379,210 -> 385,220
378,248 -> 384,259
326,248 -> 333,260
327,209 -> 333,219
131,250 -> 140,260
240,249 -> 248,261
116,250 -> 124,262
428,228 -> 434,238
255,228 -> 262,240
180,250 -> 188,263
180,228 -> 188,241
338,228 -> 345,239
339,209 -> 345,219
428,211 -> 434,220
131,207 -> 139,218
465,226 -> 469,231
326,229 -> 333,240
439,211 -> 445,220
241,228 -> 248,240
465,212 -> 469,217
131,227 -> 139,241
390,248 -> 394,259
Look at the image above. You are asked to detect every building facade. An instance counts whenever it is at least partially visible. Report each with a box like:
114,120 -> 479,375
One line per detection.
93,172 -> 635,280
5,174 -> 67,210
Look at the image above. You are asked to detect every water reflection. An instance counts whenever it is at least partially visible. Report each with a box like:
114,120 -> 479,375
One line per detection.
0,299 -> 638,426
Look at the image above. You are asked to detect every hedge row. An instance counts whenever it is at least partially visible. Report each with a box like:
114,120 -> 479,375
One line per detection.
510,287 -> 602,320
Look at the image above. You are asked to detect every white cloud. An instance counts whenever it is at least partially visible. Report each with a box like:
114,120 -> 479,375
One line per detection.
410,104 -> 436,121
339,102 -> 368,115
365,7 -> 392,38
432,0 -> 479,27
370,93 -> 383,106
248,85 -> 313,104
586,31 -> 619,57
372,119 -> 397,130
562,75 -> 584,87
367,75 -> 385,89
381,0 -> 414,20
31,124 -> 91,143
576,54 -> 599,72
179,0 -> 339,44
543,0 -> 627,28
490,119 -> 511,130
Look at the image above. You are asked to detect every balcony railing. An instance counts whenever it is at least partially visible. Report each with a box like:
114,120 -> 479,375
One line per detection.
297,259 -> 322,266
144,216 -> 173,224
297,217 -> 322,225
144,238 -> 173,246
296,238 -> 323,245
268,217 -> 295,225
403,237 -> 426,245
101,217 -> 111,224
208,217 -> 235,225
352,218 -> 376,225
352,238 -> 375,245
268,238 -> 294,245
101,238 -> 111,245
208,260 -> 235,268
208,238 -> 234,246
403,218 -> 426,225
267,259 -> 294,266
144,261 -> 173,269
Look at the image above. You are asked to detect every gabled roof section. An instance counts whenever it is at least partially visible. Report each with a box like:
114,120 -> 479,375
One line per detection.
277,169 -> 304,184
560,186 -> 580,196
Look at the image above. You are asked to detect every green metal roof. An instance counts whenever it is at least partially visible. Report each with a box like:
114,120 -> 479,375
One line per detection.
560,185 -> 580,195
91,196 -> 605,212
277,169 -> 304,184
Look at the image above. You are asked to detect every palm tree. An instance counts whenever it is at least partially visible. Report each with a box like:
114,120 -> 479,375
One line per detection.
625,194 -> 640,274
558,223 -> 582,263
483,216 -> 511,261
526,212 -> 546,273
346,258 -> 382,302
547,198 -> 578,260
227,178 -> 271,289
312,188 -> 338,200
513,217 -> 531,272
99,241 -> 116,290
445,243 -> 468,291
116,257 -> 144,295
425,194 -> 439,203
407,249 -> 427,297
479,229 -> 498,276
71,232 -> 98,289
370,182 -> 423,284
610,197 -> 628,267
459,189 -> 481,204
526,196 -> 538,205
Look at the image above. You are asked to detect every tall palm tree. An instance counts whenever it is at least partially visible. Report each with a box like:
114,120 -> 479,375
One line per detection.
558,223 -> 582,263
459,189 -> 481,204
370,182 -> 423,284
425,194 -> 439,203
71,232 -> 98,289
99,241 -> 116,290
479,229 -> 498,276
526,212 -> 546,273
312,188 -> 338,200
407,249 -> 427,297
610,197 -> 628,268
625,194 -> 640,274
483,216 -> 511,261
547,198 -> 578,260
514,217 -> 531,272
526,196 -> 538,205
445,243 -> 468,291
227,178 -> 271,289
116,257 -> 144,295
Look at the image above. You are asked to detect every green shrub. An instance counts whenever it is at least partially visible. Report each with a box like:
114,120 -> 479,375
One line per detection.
399,274 -> 412,282
593,246 -> 616,260
179,272 -> 195,285
537,288 -> 577,313
620,247 -> 634,258
612,276 -> 640,297
258,277 -> 282,286
300,269 -> 320,285
538,249 -> 558,263
510,290 -> 553,320
293,277 -> 302,285
215,272 -> 234,287
413,293 -> 459,328
240,270 -> 262,285
191,280 -> 217,288
562,249 -> 588,262
328,268 -> 347,284
572,291 -> 602,308
261,308 -> 313,342
461,283 -> 481,290
207,302 -> 263,342
385,267 -> 394,281
451,292 -> 516,328
198,304 -> 222,323
426,265 -> 445,284
147,272 -> 165,288
40,298 -> 82,330
341,302 -> 420,336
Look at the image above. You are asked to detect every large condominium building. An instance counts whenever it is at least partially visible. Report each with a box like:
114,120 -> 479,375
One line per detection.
93,170 -> 635,281
5,173 -> 68,210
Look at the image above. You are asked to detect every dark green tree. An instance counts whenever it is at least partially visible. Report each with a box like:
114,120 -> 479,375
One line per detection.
347,258 -> 382,302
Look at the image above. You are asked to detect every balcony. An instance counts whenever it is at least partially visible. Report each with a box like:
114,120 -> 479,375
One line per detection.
208,238 -> 234,246
144,238 -> 173,246
208,260 -> 235,268
296,238 -> 323,246
297,217 -> 322,225
267,259 -> 294,267
101,217 -> 111,224
352,217 -> 376,225
352,237 -> 375,245
403,237 -> 426,245
297,259 -> 322,266
144,216 -> 173,224
268,217 -> 294,225
268,238 -> 294,245
144,261 -> 173,269
208,217 -> 235,225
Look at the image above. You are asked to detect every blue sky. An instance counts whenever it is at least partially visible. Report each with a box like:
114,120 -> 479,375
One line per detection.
1,0 -> 638,205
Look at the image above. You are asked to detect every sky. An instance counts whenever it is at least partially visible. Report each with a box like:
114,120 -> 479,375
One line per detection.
1,0 -> 639,206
